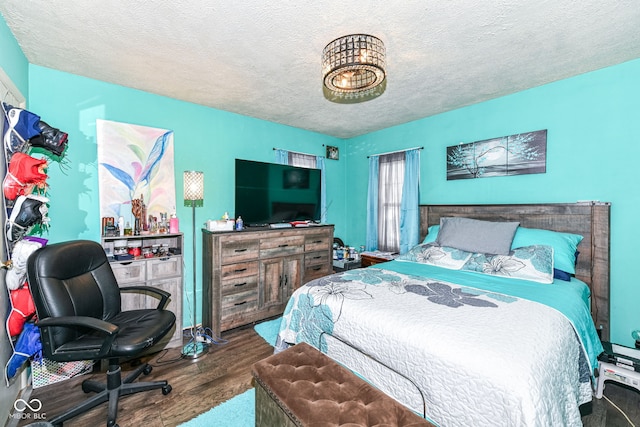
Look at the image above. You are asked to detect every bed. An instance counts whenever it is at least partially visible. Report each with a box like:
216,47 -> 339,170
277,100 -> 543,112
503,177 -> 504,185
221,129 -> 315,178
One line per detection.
275,203 -> 610,427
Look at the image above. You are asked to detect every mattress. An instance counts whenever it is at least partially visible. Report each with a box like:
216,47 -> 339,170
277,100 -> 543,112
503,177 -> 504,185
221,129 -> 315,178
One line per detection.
275,260 -> 603,427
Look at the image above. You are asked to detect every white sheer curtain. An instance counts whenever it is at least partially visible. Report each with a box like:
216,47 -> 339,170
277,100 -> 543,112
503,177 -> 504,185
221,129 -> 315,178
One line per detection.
289,152 -> 316,168
377,152 -> 405,252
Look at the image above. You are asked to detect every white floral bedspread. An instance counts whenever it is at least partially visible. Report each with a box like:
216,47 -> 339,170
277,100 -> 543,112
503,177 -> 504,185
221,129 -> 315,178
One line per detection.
275,267 -> 594,427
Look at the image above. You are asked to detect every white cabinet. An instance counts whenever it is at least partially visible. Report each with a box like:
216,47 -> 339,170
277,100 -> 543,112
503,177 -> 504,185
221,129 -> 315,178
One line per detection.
102,234 -> 183,349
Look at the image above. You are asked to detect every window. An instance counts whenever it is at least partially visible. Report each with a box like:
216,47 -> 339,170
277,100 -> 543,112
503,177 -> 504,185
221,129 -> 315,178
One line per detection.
288,152 -> 316,168
274,149 -> 327,223
377,152 -> 405,252
366,148 -> 420,254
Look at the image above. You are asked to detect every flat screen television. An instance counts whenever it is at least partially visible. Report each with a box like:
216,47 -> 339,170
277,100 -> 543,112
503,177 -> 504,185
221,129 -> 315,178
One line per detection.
235,159 -> 322,226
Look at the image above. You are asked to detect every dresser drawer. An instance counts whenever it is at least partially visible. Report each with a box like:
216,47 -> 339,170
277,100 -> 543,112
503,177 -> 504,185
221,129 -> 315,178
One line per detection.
221,261 -> 259,280
304,234 -> 331,252
112,261 -> 146,284
221,275 -> 259,296
221,289 -> 258,320
221,239 -> 259,264
148,256 -> 182,280
305,251 -> 329,267
304,263 -> 331,282
260,236 -> 304,258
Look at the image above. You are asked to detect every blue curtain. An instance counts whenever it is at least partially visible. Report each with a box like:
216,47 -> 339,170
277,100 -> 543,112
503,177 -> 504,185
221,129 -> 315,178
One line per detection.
316,156 -> 327,223
365,156 -> 379,251
274,149 -> 289,165
399,149 -> 420,254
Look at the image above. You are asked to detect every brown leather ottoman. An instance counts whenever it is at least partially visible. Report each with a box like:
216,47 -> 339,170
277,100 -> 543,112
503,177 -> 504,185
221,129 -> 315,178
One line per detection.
251,342 -> 433,426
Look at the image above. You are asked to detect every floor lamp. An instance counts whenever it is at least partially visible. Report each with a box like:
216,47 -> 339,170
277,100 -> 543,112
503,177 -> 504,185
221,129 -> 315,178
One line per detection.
182,170 -> 208,359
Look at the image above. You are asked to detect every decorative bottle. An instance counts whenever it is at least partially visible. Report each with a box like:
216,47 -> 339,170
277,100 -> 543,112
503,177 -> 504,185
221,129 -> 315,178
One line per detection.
236,216 -> 243,231
169,213 -> 179,234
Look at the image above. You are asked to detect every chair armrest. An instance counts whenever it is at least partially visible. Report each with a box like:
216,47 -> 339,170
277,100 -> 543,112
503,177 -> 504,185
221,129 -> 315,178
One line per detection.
37,316 -> 119,335
120,285 -> 171,309
36,316 -> 120,359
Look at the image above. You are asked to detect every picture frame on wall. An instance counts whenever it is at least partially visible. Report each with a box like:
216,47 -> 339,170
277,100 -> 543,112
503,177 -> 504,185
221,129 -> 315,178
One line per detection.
326,145 -> 339,160
446,129 -> 547,180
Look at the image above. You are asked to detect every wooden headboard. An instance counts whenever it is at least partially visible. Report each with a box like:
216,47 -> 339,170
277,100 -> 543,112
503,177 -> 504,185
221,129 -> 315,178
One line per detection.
419,203 -> 611,341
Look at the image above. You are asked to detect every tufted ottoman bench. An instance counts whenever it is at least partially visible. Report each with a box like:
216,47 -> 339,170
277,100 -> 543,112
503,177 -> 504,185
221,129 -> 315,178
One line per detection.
251,342 -> 433,426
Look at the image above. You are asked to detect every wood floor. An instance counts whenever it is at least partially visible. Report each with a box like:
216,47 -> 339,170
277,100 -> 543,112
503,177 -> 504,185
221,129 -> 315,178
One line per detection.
15,325 -> 273,427
13,324 -> 640,427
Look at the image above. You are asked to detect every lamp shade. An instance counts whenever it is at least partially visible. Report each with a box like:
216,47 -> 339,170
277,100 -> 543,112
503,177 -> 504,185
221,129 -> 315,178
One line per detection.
183,171 -> 204,207
322,34 -> 386,104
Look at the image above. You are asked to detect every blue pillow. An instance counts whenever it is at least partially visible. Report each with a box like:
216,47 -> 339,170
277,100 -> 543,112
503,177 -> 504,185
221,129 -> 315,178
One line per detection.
511,227 -> 583,274
553,268 -> 572,281
422,225 -> 439,244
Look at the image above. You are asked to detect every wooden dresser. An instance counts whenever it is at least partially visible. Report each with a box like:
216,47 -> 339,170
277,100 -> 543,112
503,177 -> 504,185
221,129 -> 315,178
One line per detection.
202,225 -> 334,337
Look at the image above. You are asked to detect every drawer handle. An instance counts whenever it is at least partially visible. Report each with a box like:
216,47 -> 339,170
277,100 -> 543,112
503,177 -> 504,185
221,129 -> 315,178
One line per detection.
312,255 -> 322,259
234,282 -> 247,287
312,266 -> 322,271
234,248 -> 248,253
278,244 -> 289,248
234,268 -> 247,273
312,240 -> 322,244
234,301 -> 247,306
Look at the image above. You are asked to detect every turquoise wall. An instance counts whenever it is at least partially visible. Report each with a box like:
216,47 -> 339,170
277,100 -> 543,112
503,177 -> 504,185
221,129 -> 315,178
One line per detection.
27,65 -> 345,328
0,13 -> 28,97
346,58 -> 640,346
3,12 -> 639,346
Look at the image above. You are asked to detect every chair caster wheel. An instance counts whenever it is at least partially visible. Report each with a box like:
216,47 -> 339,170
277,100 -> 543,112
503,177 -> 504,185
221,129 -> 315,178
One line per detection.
162,384 -> 172,395
143,365 -> 152,375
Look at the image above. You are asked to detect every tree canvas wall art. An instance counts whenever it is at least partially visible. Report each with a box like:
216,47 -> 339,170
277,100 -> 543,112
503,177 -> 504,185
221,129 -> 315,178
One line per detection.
97,119 -> 176,224
446,130 -> 547,180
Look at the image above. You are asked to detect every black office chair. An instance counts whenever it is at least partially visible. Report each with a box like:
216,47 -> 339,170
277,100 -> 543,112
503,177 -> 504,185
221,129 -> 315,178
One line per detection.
26,240 -> 176,427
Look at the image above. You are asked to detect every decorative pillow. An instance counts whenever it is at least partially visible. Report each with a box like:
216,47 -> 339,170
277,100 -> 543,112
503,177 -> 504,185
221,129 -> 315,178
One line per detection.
553,268 -> 572,281
436,217 -> 519,255
461,245 -> 554,284
396,243 -> 472,270
511,227 -> 583,274
422,225 -> 439,244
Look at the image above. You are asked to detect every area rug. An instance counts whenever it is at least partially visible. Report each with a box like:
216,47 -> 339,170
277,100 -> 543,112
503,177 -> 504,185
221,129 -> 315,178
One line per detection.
178,388 -> 255,427
178,319 -> 280,426
254,316 -> 281,347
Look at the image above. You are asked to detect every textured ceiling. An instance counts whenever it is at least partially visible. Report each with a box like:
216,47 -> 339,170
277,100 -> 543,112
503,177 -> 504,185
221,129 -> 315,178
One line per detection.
1,0 -> 639,139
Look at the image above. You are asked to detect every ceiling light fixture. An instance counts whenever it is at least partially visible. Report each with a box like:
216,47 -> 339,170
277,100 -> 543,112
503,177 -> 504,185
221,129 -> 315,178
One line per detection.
322,34 -> 386,104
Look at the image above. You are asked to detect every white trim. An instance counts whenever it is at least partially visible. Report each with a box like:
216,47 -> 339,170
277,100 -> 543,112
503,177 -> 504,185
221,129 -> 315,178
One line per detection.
0,66 -> 26,107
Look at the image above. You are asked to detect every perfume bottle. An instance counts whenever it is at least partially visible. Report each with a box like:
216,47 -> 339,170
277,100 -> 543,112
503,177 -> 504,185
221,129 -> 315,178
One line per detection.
169,213 -> 179,233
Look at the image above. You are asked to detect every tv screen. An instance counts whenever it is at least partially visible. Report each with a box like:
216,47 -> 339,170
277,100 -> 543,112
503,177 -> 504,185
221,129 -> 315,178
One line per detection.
235,159 -> 321,226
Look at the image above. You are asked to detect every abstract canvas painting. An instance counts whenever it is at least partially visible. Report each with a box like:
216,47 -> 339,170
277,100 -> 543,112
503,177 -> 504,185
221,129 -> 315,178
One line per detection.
446,129 -> 547,180
97,119 -> 176,224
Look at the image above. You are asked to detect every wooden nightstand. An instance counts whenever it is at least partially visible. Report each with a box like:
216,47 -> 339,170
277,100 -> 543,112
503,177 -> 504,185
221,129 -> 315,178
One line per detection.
360,252 -> 397,267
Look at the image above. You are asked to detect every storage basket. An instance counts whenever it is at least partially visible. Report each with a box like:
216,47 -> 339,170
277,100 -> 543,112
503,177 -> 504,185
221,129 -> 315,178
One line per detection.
31,358 -> 94,388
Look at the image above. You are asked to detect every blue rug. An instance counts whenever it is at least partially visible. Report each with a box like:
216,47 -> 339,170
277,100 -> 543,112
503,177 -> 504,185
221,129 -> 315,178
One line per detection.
254,316 -> 281,347
178,318 -> 281,426
178,388 -> 255,427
